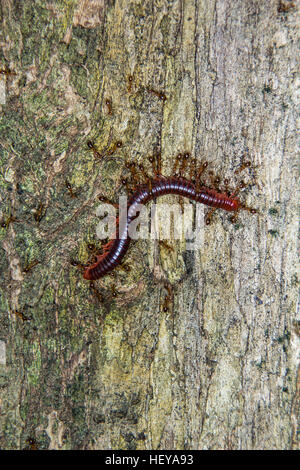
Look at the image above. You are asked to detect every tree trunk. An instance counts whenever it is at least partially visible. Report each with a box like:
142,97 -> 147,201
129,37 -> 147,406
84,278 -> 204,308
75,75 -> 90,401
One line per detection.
0,0 -> 298,450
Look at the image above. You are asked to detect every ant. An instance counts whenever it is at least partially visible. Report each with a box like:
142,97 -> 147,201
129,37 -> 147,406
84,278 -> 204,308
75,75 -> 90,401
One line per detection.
147,88 -> 167,102
278,1 -> 295,13
127,75 -> 134,93
161,283 -> 173,313
34,202 -> 46,223
1,214 -> 19,228
0,68 -> 16,77
105,98 -> 113,115
12,310 -> 29,322
65,179 -> 78,198
23,259 -> 39,274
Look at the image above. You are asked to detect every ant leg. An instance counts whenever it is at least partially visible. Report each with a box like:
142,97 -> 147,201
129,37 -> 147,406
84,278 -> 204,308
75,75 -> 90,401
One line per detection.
70,259 -> 86,276
235,160 -> 251,175
1,213 -> 19,228
65,179 -> 78,198
205,208 -> 217,226
111,284 -> 118,298
23,259 -> 39,274
149,152 -> 162,176
138,163 -> 151,181
120,177 -> 135,194
228,181 -> 258,223
155,152 -> 162,175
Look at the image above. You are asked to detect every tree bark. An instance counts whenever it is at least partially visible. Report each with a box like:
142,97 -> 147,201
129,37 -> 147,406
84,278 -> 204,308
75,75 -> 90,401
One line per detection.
0,0 -> 298,450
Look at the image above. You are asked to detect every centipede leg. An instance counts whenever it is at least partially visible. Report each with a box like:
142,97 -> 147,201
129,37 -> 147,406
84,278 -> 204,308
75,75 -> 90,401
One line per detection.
229,181 -> 258,222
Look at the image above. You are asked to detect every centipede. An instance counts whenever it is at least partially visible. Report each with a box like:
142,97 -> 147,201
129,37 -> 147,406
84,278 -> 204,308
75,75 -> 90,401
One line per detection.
83,172 -> 256,281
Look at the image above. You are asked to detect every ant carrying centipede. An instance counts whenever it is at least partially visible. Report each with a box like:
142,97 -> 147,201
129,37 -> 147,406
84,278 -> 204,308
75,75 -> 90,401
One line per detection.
81,145 -> 257,282
75,69 -> 258,302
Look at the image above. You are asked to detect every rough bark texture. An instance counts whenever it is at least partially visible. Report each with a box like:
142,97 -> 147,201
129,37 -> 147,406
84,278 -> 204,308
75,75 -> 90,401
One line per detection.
0,0 -> 298,450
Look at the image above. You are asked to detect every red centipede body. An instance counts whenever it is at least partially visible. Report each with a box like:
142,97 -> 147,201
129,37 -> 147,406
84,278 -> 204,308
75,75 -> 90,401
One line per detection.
83,176 -> 240,281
